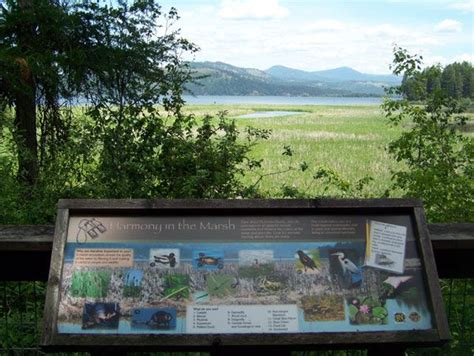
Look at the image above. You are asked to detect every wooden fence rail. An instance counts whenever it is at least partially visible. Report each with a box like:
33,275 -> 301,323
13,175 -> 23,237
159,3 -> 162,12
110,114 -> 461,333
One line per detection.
0,223 -> 473,281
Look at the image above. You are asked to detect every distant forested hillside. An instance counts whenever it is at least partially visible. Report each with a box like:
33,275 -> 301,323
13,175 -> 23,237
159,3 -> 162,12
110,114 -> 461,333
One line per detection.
401,61 -> 473,101
185,62 -> 400,97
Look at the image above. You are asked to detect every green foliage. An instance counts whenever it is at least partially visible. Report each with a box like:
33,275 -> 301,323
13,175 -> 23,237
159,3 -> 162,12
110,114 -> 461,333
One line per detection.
0,282 -> 45,350
383,47 -> 474,222
0,1 -> 278,223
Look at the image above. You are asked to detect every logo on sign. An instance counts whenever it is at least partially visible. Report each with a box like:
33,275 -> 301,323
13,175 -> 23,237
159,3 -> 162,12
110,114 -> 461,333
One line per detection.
76,218 -> 107,243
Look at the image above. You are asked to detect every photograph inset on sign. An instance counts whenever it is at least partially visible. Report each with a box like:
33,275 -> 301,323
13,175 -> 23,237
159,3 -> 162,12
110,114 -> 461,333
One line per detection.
378,271 -> 430,318
123,269 -> 143,298
70,271 -> 111,298
149,248 -> 179,269
347,296 -> 388,325
238,249 -> 273,266
131,307 -> 177,330
301,295 -> 345,321
163,274 -> 189,300
329,248 -> 363,289
238,250 -> 275,279
82,303 -> 120,330
207,274 -> 238,297
192,250 -> 224,270
295,249 -> 320,274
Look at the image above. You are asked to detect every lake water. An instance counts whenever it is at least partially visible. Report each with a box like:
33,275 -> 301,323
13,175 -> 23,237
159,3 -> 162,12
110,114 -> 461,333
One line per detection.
182,95 -> 383,106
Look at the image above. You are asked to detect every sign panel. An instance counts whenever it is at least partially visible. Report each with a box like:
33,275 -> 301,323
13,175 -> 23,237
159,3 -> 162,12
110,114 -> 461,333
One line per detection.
42,200 -> 449,350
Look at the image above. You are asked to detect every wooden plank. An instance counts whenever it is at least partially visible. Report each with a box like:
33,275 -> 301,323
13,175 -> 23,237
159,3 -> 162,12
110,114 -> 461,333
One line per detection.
0,225 -> 54,251
428,223 -> 474,278
41,208 -> 69,347
58,198 -> 424,210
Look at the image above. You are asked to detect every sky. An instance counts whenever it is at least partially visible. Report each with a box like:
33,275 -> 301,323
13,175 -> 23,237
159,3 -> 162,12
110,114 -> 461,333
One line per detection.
158,0 -> 473,74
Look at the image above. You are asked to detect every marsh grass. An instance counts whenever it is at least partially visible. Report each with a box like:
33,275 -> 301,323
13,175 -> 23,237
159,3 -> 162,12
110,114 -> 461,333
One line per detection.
184,104 -> 408,197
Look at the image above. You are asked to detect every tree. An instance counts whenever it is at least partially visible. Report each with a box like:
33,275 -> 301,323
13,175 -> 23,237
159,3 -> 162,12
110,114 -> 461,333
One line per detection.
383,47 -> 473,222
0,0 -> 39,186
1,0 -> 280,223
459,61 -> 474,98
425,65 -> 442,94
0,0 -> 196,189
400,61 -> 473,101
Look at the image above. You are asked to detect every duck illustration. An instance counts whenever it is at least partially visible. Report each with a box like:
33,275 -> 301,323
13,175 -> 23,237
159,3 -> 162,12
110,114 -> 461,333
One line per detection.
152,253 -> 176,267
196,253 -> 224,269
297,250 -> 317,271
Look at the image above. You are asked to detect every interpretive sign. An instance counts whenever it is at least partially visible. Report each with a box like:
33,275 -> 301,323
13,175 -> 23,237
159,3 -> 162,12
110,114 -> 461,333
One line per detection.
42,199 -> 449,351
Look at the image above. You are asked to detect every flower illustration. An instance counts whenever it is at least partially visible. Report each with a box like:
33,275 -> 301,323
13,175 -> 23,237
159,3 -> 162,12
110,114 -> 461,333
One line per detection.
359,304 -> 370,314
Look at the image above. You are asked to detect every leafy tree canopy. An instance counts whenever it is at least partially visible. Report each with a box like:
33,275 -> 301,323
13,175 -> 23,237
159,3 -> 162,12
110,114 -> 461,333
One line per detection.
384,47 -> 473,222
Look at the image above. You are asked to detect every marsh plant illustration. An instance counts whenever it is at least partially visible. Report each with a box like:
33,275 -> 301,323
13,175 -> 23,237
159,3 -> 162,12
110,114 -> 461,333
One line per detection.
347,296 -> 388,325
70,271 -> 111,298
123,269 -> 143,298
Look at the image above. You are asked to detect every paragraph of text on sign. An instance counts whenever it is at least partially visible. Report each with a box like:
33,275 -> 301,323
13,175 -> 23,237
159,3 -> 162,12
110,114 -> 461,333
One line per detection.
73,249 -> 133,267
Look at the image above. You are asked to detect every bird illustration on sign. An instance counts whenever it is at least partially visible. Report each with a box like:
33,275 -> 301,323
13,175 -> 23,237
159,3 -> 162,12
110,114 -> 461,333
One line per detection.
331,251 -> 363,288
296,250 -> 319,273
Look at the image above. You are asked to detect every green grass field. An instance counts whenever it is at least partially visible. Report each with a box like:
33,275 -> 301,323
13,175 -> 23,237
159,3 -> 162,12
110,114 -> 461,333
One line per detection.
2,102 -> 472,200
183,104 -> 409,197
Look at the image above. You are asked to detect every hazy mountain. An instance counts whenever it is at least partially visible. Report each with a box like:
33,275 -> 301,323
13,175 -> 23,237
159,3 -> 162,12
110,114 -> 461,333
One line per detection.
266,65 -> 400,83
265,65 -> 330,82
186,62 -> 400,97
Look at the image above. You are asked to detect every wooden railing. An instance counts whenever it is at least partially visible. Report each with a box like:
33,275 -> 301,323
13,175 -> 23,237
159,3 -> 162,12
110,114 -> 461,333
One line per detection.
0,223 -> 472,280
0,222 -> 472,355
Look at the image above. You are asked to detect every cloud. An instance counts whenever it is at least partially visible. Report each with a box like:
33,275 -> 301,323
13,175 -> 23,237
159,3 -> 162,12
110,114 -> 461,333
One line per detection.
453,53 -> 474,63
305,20 -> 346,32
218,0 -> 289,20
175,1 -> 471,74
434,19 -> 463,32
448,1 -> 474,12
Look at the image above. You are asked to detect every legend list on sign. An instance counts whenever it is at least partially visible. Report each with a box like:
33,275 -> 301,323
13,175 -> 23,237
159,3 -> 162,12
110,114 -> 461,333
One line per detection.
186,305 -> 298,334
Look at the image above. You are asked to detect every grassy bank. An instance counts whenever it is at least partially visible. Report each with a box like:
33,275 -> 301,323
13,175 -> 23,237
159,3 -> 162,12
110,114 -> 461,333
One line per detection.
183,104 -> 406,197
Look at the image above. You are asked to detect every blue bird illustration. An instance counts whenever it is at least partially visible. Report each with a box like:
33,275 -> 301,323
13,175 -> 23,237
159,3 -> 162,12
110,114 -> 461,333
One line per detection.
332,252 -> 362,288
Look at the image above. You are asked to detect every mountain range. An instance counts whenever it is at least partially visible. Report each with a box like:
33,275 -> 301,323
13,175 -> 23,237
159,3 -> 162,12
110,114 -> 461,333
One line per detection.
185,62 -> 401,97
